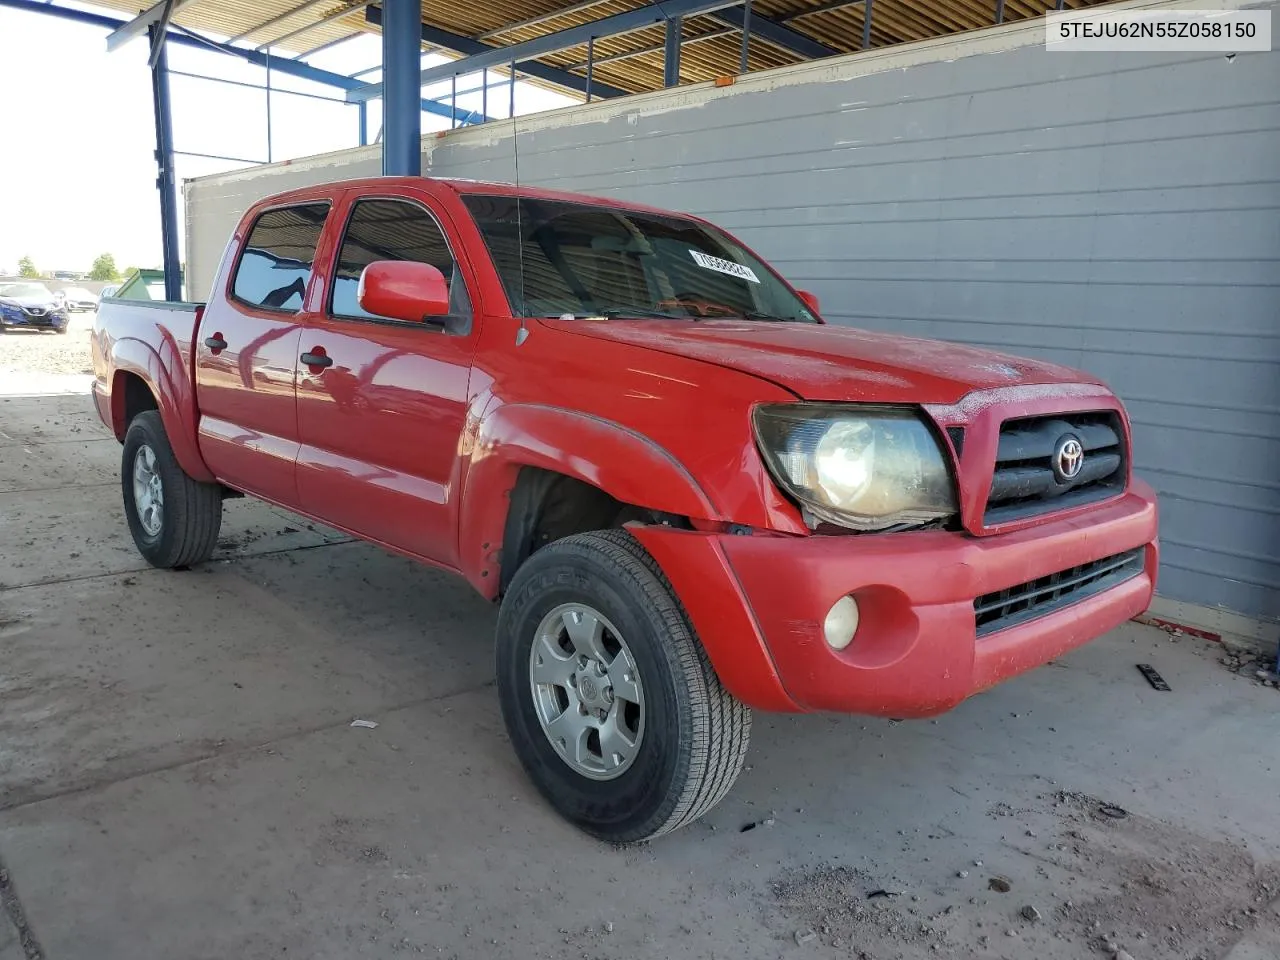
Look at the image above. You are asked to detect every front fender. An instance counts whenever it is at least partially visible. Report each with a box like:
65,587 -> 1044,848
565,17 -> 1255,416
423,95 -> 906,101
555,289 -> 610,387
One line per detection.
458,402 -> 723,598
109,336 -> 215,483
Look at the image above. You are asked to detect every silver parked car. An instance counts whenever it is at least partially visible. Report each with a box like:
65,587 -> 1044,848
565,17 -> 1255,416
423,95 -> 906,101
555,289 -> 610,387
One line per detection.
61,286 -> 100,311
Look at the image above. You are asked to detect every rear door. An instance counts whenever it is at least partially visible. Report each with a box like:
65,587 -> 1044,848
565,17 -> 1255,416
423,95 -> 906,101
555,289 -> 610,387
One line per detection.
295,188 -> 480,567
194,200 -> 331,507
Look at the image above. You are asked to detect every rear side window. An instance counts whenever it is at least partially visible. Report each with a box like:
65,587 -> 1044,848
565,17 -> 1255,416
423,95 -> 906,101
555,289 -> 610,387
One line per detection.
231,203 -> 329,312
330,198 -> 468,321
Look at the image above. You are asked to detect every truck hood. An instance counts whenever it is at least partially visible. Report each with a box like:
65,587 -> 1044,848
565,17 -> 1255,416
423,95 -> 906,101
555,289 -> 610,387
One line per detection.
548,318 -> 1098,404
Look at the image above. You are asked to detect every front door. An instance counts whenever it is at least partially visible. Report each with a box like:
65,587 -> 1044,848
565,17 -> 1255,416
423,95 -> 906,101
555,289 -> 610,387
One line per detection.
195,201 -> 332,507
295,191 -> 480,569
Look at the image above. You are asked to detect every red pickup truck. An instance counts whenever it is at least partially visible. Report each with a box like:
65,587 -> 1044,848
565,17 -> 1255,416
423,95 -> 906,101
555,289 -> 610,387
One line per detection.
92,177 -> 1159,842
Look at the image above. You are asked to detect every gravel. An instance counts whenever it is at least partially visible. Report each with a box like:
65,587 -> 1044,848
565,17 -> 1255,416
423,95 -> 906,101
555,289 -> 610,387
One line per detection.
0,320 -> 94,377
0,318 -> 96,398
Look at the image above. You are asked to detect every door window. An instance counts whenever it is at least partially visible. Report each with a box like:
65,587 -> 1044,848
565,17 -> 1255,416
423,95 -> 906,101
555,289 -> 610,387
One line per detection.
330,199 -> 470,322
231,203 -> 330,312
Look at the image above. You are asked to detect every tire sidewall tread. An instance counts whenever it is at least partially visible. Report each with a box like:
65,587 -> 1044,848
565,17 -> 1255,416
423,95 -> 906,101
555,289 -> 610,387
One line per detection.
121,411 -> 222,569
496,529 -> 750,843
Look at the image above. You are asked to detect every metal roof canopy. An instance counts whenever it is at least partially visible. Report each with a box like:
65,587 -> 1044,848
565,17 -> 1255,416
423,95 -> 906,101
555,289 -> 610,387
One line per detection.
83,0 -> 1091,100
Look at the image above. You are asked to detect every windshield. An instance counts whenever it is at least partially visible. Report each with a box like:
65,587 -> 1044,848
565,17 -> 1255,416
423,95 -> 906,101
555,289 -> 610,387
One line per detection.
64,287 -> 94,298
1,283 -> 52,299
461,195 -> 818,323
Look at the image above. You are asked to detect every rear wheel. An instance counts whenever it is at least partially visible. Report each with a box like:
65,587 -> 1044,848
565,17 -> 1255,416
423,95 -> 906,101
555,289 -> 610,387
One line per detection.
496,530 -> 750,843
121,411 -> 223,568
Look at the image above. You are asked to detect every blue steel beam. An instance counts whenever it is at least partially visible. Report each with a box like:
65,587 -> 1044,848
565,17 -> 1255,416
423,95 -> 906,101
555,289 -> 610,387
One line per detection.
382,0 -> 421,175
351,0 -> 744,100
708,6 -> 839,60
106,0 -> 196,51
663,16 -> 681,87
148,22 -> 182,300
0,0 -> 490,124
364,6 -> 629,100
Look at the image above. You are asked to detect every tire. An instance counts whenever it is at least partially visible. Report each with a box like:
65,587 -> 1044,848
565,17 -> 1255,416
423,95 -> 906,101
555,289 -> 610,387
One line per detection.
121,410 -> 223,568
496,529 -> 751,843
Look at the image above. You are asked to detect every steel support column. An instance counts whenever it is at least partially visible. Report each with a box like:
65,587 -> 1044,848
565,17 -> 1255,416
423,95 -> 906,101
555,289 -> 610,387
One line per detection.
382,0 -> 422,176
664,16 -> 681,87
265,52 -> 273,162
148,23 -> 182,301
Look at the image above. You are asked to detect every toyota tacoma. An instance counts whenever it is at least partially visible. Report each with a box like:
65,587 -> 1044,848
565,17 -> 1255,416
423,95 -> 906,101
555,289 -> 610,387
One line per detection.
91,177 -> 1159,842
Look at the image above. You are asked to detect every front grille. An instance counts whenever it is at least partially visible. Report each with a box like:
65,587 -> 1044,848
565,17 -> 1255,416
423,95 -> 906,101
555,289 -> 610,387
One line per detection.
23,307 -> 47,317
984,411 -> 1125,525
974,548 -> 1144,637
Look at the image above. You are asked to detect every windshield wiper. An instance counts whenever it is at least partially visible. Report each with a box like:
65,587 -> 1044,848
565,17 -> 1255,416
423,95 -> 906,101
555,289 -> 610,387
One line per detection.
739,311 -> 797,322
601,308 -> 688,320
543,309 -> 687,320
542,309 -> 795,322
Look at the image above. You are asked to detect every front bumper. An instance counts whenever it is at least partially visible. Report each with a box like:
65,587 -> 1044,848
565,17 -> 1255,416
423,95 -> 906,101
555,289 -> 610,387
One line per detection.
632,480 -> 1158,717
0,310 -> 69,330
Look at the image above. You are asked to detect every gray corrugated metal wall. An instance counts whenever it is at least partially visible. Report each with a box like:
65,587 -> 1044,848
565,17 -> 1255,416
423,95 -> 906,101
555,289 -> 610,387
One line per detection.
186,15 -> 1280,622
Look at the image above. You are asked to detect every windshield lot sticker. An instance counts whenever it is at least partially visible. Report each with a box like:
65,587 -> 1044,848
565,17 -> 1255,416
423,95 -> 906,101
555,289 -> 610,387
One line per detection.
689,250 -> 760,284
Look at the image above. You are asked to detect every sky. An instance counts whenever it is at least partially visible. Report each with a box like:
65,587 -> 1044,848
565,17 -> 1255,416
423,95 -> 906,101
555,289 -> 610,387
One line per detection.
0,2 -> 575,276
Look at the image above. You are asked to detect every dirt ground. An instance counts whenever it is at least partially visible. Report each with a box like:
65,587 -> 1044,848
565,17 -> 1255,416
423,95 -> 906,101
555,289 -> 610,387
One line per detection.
0,314 -> 96,399
1,326 -> 1278,960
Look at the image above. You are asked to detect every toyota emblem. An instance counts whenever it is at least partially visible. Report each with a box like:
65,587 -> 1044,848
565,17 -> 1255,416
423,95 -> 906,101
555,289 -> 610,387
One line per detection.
1053,435 -> 1085,482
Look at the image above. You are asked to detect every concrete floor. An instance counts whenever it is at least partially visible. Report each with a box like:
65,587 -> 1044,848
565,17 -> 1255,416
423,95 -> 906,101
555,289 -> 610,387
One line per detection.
1,360 -> 1278,959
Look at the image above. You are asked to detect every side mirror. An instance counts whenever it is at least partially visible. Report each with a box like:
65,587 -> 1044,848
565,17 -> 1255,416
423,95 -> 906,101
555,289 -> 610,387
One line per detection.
797,290 -> 821,315
358,261 -> 450,323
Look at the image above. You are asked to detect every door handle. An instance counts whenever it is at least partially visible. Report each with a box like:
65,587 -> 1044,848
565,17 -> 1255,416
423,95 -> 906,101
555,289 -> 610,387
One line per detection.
301,350 -> 333,368
204,334 -> 227,351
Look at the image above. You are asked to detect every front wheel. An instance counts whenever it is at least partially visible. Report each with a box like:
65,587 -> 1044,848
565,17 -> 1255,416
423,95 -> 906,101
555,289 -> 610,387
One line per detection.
122,410 -> 223,568
496,530 -> 751,843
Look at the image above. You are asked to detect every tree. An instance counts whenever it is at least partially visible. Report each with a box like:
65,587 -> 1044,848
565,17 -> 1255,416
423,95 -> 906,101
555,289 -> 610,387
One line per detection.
18,255 -> 39,278
90,253 -> 120,282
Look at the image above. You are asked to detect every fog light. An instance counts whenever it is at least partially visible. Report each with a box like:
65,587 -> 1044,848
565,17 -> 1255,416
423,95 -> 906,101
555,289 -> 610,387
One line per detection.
823,595 -> 860,650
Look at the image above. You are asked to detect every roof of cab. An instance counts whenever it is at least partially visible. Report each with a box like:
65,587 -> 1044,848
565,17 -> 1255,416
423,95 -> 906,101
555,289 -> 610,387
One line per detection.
256,176 -> 696,222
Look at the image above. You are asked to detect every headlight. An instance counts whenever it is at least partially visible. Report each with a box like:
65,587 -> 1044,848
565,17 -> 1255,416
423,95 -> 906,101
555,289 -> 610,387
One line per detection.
754,404 -> 957,531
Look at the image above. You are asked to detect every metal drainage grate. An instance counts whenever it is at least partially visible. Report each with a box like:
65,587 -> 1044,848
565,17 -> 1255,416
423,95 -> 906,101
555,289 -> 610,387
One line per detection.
974,548 -> 1145,637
